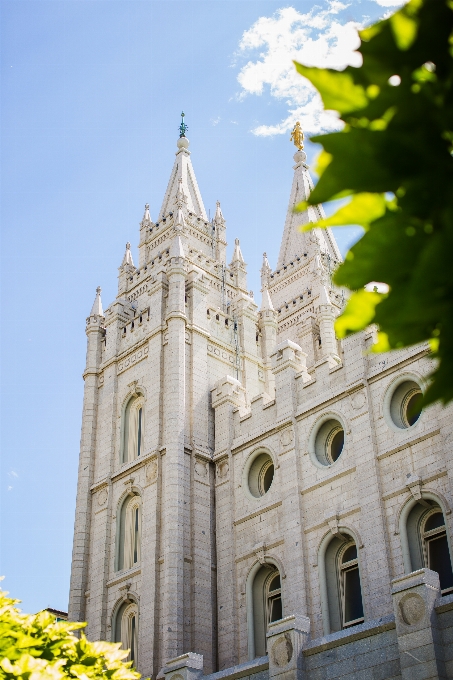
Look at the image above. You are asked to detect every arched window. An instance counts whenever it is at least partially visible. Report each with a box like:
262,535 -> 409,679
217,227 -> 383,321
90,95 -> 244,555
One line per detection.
324,535 -> 364,633
250,565 -> 283,658
406,502 -> 453,594
122,396 -> 144,463
114,601 -> 138,664
117,495 -> 141,572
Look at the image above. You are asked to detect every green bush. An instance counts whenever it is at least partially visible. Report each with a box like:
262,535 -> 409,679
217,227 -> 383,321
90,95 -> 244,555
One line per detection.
0,584 -> 142,680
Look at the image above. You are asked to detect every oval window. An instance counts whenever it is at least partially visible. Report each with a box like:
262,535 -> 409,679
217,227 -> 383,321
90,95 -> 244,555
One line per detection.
390,380 -> 423,429
314,419 -> 345,466
248,452 -> 274,498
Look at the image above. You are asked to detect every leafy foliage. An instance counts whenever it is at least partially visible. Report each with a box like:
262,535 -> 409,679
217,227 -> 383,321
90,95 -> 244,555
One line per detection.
294,0 -> 453,405
0,585 -> 142,680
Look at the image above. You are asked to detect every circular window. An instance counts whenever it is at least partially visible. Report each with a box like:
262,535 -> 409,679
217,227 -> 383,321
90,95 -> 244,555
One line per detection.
247,452 -> 274,498
314,418 -> 345,466
389,380 -> 423,429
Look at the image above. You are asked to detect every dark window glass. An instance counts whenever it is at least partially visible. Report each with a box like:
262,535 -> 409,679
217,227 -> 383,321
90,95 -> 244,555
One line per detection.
137,408 -> 142,457
405,391 -> 423,426
330,430 -> 344,461
428,534 -> 453,591
269,596 -> 282,623
425,512 -> 444,532
133,508 -> 139,564
263,464 -> 274,493
130,615 -> 136,663
342,545 -> 357,563
343,566 -> 364,624
269,574 -> 281,591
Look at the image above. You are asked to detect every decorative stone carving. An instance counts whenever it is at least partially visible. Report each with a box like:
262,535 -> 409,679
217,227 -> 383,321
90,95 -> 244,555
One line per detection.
271,633 -> 293,667
398,593 -> 426,625
280,427 -> 294,447
97,488 -> 108,506
216,460 -> 229,479
146,459 -> 158,483
195,461 -> 208,477
351,391 -> 366,410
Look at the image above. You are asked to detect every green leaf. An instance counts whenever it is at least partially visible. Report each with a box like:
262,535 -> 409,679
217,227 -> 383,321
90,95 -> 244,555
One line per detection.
335,290 -> 385,338
293,63 -> 368,114
302,192 -> 387,230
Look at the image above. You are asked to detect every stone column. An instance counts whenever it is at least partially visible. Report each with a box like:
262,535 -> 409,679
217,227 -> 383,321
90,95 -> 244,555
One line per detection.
267,615 -> 310,680
68,308 -> 105,624
392,568 -> 446,680
260,301 -> 277,400
162,236 -> 187,665
211,376 -> 246,670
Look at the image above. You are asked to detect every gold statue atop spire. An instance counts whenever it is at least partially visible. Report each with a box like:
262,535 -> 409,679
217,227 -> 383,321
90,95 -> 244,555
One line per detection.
290,121 -> 304,150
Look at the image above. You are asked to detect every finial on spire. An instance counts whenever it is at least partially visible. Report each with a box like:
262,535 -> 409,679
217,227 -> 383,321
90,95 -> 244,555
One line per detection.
90,286 -> 104,317
290,121 -> 304,150
179,111 -> 188,138
121,242 -> 135,267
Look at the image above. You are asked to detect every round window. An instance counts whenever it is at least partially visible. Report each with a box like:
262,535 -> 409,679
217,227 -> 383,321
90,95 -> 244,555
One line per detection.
314,419 -> 345,466
247,452 -> 274,498
389,380 -> 423,429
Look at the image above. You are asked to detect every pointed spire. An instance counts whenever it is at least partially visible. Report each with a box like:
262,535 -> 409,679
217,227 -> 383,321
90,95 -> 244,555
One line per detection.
159,120 -> 207,220
231,238 -> 245,265
277,143 -> 341,269
214,200 -> 225,225
90,286 -> 104,317
170,234 -> 185,259
121,242 -> 135,267
260,287 -> 274,312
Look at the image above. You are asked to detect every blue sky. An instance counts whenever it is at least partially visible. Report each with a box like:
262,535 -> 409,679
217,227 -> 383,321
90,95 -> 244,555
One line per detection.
1,0 -> 398,615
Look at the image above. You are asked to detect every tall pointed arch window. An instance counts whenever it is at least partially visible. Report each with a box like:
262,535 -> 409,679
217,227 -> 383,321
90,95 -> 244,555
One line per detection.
114,602 -> 138,665
122,395 -> 144,463
323,535 -> 364,633
250,564 -> 283,658
406,502 -> 453,594
117,495 -> 141,572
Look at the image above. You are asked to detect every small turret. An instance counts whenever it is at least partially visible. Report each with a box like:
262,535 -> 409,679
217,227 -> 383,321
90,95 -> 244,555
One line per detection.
260,252 -> 272,290
213,201 -> 227,263
118,242 -> 136,296
90,286 -> 104,318
229,238 -> 247,292
121,242 -> 135,267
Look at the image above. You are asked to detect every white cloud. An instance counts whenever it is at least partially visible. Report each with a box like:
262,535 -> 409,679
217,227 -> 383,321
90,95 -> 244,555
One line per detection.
236,3 -> 364,136
211,116 -> 221,126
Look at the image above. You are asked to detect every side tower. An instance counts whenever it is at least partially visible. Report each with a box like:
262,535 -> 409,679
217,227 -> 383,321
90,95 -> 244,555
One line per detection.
69,128 -> 265,677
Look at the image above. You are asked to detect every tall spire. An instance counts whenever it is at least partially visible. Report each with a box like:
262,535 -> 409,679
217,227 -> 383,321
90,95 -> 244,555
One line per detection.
159,115 -> 207,220
121,242 -> 135,267
90,286 -> 104,317
142,203 -> 151,224
277,127 -> 341,268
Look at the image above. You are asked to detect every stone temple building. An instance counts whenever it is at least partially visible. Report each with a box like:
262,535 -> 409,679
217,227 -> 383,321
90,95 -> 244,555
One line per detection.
69,125 -> 453,680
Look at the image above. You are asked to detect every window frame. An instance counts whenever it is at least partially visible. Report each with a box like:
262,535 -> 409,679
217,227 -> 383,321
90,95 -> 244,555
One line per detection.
337,542 -> 364,629
420,508 -> 453,595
